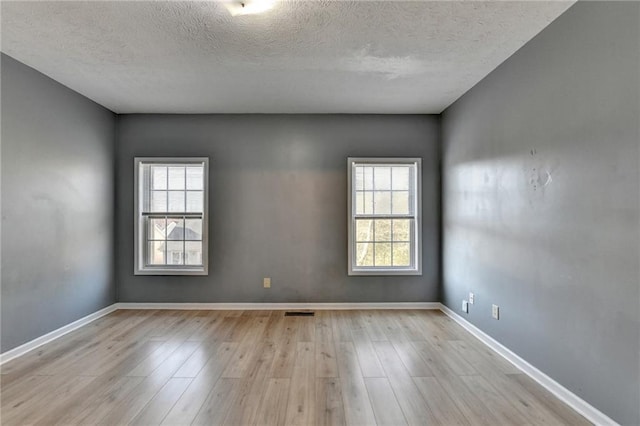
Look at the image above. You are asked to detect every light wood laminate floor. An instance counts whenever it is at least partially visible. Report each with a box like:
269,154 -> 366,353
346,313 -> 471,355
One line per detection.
0,309 -> 591,425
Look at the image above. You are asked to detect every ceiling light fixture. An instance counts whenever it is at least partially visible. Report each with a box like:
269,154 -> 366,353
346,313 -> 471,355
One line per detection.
223,0 -> 276,17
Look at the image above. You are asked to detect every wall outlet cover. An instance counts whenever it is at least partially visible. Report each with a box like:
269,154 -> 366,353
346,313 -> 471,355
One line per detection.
462,300 -> 469,313
469,292 -> 474,304
492,304 -> 499,320
263,277 -> 271,288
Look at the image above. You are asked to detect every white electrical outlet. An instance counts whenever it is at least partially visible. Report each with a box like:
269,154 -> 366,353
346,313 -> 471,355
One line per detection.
492,304 -> 499,320
461,300 -> 469,313
263,277 -> 271,288
469,292 -> 474,304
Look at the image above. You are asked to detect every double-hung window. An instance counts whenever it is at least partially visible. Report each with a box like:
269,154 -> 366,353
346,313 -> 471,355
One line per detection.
348,158 -> 422,275
134,157 -> 209,275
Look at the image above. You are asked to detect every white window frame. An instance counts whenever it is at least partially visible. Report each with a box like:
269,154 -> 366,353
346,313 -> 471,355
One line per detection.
347,157 -> 422,276
134,157 -> 209,275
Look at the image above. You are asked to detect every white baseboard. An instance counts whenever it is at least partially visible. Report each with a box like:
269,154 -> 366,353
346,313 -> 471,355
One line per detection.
115,302 -> 441,310
0,303 -> 119,366
439,303 -> 618,426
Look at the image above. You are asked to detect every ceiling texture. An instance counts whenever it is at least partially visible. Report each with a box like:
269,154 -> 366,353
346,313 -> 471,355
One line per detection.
1,1 -> 574,114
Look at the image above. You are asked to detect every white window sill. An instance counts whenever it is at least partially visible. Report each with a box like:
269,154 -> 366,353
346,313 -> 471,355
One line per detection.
135,267 -> 208,276
349,268 -> 422,276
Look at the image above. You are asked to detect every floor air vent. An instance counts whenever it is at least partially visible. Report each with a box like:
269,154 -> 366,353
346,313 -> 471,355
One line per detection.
284,311 -> 315,316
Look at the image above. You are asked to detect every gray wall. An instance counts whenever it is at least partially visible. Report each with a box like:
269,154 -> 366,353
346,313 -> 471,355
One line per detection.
116,114 -> 439,303
1,54 -> 116,352
441,3 -> 639,425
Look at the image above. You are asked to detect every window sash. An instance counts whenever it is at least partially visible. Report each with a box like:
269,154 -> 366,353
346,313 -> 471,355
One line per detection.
348,158 -> 422,275
134,157 -> 209,275
142,214 -> 204,268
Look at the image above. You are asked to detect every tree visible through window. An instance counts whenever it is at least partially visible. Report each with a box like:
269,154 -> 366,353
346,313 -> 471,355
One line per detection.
348,158 -> 421,275
135,158 -> 209,275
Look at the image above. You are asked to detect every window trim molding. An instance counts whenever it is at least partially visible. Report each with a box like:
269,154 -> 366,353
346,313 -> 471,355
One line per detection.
134,157 -> 209,276
347,157 -> 422,276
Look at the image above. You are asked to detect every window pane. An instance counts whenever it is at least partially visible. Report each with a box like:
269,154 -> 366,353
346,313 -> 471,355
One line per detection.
355,191 -> 373,215
355,166 -> 364,191
185,241 -> 203,265
392,166 -> 410,190
392,191 -> 410,215
168,166 -> 185,190
374,166 -> 391,190
392,243 -> 411,266
374,219 -> 391,241
148,218 -> 167,240
167,218 -> 184,240
150,191 -> 167,212
167,241 -> 184,265
356,219 -> 373,242
186,166 -> 204,190
185,219 -> 202,240
168,191 -> 185,212
356,243 -> 374,266
392,219 -> 411,242
363,167 -> 374,191
186,191 -> 203,213
147,241 -> 165,265
151,166 -> 167,190
374,243 -> 392,266
373,191 -> 391,214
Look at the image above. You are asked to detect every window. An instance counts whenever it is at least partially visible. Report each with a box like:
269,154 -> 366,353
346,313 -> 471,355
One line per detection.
348,158 -> 422,275
134,157 -> 209,275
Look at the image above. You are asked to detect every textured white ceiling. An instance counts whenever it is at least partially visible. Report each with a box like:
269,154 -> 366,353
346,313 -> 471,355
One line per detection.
1,1 -> 574,113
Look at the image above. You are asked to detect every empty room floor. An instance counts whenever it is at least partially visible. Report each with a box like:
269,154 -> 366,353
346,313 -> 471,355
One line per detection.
0,309 -> 590,425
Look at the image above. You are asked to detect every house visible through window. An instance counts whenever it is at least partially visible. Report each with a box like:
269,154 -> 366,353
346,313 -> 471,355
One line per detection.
348,157 -> 422,275
135,157 -> 208,275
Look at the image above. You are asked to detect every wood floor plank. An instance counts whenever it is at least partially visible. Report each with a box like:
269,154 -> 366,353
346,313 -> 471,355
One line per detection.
129,377 -> 192,425
315,377 -> 347,426
449,339 -> 567,425
377,311 -> 412,344
284,342 -> 316,426
331,311 -> 354,342
315,310 -> 334,343
269,316 -> 299,378
411,340 -> 472,378
253,378 -> 290,426
0,309 -> 590,426
2,375 -> 96,426
511,373 -> 592,426
263,311 -> 287,343
460,374 -> 531,425
34,376 -> 144,426
413,376 -> 471,425
161,342 -> 239,425
96,340 -> 200,425
221,317 -> 269,378
391,340 -> 434,377
364,377 -> 408,426
316,341 -> 339,378
0,312 -> 122,377
372,341 -> 437,426
297,315 -> 315,342
52,376 -> 145,425
223,341 -> 278,425
359,310 -> 388,342
335,341 -> 377,426
190,378 -> 241,426
436,373 -> 505,426
351,328 -> 386,378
